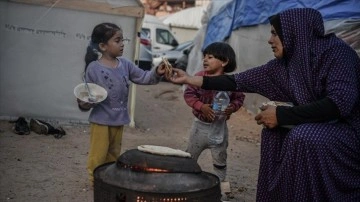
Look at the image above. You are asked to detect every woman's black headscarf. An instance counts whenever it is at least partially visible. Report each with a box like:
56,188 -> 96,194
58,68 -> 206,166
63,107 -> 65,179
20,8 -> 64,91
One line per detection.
269,14 -> 284,43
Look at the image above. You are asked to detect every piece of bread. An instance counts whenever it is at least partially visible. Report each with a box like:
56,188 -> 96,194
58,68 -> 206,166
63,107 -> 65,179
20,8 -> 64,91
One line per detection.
162,57 -> 173,78
138,145 -> 191,158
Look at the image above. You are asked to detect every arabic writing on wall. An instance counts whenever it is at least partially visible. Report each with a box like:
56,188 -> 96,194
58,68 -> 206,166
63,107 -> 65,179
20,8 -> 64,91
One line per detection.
4,24 -> 91,40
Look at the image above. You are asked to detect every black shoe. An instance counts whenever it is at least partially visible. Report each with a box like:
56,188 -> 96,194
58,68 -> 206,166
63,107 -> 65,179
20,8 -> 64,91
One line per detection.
11,117 -> 30,135
54,127 -> 66,139
30,119 -> 49,135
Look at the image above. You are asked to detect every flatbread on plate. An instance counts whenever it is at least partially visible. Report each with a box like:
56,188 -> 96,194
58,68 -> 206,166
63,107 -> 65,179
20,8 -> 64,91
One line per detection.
260,101 -> 295,129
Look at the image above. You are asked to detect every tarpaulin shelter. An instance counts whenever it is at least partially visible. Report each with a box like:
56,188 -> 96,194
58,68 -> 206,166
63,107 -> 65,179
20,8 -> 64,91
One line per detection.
187,0 -> 360,113
162,6 -> 206,43
0,0 -> 144,125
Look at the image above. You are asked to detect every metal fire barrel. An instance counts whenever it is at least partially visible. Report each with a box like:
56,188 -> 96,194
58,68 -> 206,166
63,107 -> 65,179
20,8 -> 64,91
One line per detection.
94,149 -> 221,202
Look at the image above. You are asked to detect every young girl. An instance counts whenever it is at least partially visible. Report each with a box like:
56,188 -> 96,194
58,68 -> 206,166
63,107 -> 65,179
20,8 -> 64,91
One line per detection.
183,42 -> 245,183
77,23 -> 166,184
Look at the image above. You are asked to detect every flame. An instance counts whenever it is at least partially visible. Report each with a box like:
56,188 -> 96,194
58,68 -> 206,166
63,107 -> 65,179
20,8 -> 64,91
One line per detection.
144,167 -> 168,172
119,163 -> 169,173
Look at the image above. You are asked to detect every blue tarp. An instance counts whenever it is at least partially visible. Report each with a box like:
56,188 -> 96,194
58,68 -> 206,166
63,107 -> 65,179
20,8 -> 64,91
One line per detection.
203,0 -> 360,49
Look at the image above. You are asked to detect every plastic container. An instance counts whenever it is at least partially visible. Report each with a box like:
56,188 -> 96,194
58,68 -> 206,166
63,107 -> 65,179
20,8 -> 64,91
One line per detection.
209,91 -> 230,145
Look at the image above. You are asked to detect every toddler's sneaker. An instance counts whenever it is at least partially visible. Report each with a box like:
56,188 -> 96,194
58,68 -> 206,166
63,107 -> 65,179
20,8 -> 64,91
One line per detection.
30,119 -> 48,135
220,181 -> 232,202
221,194 -> 230,202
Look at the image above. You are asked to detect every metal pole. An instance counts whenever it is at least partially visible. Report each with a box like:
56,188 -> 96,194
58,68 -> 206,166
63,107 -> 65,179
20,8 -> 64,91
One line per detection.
129,17 -> 144,128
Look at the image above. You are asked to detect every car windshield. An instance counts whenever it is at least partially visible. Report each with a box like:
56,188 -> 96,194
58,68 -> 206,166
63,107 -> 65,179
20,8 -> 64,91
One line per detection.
141,28 -> 150,39
140,31 -> 150,39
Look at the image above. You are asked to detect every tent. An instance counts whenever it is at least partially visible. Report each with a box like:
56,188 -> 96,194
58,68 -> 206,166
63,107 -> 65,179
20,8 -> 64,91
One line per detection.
0,0 -> 144,125
162,6 -> 206,43
187,0 -> 360,113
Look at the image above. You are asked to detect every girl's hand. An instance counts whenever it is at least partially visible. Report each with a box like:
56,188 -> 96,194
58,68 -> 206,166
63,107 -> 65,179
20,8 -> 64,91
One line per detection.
225,104 -> 235,116
77,98 -> 96,111
200,104 -> 215,122
156,63 -> 166,76
255,105 -> 278,128
225,104 -> 235,120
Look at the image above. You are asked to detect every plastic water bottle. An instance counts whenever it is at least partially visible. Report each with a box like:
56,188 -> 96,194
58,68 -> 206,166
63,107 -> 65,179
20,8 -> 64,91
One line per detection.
209,91 -> 230,145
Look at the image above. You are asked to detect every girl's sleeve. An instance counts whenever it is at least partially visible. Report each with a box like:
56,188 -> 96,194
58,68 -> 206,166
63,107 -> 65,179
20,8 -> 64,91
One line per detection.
184,85 -> 203,111
184,71 -> 205,111
85,63 -> 100,83
229,91 -> 245,112
126,59 -> 161,84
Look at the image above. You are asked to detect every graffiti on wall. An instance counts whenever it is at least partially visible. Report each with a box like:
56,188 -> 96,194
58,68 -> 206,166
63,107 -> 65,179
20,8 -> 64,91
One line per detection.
4,24 -> 91,40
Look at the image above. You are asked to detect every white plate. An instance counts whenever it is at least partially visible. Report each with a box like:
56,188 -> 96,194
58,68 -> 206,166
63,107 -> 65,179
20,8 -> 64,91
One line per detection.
74,83 -> 108,103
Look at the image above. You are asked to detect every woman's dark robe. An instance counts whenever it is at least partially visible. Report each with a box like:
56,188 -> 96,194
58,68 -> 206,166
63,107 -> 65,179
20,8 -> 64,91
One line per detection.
233,8 -> 360,201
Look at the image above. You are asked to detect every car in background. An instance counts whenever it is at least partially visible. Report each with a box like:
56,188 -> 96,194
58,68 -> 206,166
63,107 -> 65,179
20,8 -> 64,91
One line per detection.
142,14 -> 179,52
152,40 -> 194,71
136,31 -> 153,71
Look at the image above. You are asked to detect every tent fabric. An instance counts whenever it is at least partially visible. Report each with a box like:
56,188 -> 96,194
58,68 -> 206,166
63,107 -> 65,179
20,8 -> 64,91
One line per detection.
162,6 -> 206,29
203,0 -> 360,49
187,1 -> 359,113
325,19 -> 360,56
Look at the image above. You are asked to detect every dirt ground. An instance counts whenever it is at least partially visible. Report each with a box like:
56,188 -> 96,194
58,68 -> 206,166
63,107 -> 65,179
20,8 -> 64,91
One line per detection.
0,82 -> 263,202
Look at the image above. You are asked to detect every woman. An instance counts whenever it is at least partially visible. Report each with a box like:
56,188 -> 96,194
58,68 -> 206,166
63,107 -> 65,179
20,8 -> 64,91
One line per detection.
170,8 -> 360,201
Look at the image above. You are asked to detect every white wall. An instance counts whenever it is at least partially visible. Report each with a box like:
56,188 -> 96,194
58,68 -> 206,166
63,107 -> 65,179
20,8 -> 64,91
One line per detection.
228,24 -> 274,113
0,1 -> 140,123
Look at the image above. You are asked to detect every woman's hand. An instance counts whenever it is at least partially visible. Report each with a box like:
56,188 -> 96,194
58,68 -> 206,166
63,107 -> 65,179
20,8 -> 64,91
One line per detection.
255,105 -> 278,128
168,68 -> 203,87
168,68 -> 188,83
